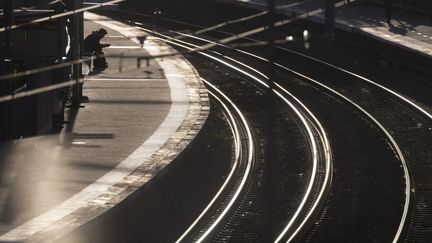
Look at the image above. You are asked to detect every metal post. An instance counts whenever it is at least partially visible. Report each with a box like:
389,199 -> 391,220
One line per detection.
324,0 -> 335,44
2,0 -> 13,58
398,0 -> 405,14
69,0 -> 82,106
1,0 -> 14,141
79,6 -> 84,77
264,0 -> 276,241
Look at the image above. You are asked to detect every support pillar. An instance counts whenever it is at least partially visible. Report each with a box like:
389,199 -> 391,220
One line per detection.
1,0 -> 14,141
67,0 -> 82,106
324,0 -> 335,44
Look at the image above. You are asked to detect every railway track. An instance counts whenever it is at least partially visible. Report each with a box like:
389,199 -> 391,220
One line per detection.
180,78 -> 257,242
100,2 -> 432,241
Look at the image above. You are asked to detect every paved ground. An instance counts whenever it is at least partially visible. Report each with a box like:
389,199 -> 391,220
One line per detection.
0,11 -> 208,243
226,0 -> 432,58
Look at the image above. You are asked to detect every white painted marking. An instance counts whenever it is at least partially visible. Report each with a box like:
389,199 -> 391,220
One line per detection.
0,12 -> 189,241
108,45 -> 142,49
71,141 -> 87,145
85,78 -> 166,82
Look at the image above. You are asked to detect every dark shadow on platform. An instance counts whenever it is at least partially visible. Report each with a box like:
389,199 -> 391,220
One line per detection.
387,22 -> 408,35
73,133 -> 115,139
89,99 -> 175,105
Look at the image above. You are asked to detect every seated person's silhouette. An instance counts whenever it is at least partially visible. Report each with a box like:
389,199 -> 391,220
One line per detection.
83,28 -> 110,71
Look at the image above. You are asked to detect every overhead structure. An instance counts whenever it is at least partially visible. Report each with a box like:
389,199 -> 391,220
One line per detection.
0,0 -> 82,141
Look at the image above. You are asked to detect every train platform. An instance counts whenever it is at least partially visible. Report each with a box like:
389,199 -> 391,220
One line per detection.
0,11 -> 208,242
227,0 -> 432,59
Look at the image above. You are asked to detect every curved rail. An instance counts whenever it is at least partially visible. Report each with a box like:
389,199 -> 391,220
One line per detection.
273,83 -> 332,243
127,10 -> 432,121
274,63 -> 411,243
147,28 -> 409,242
176,78 -> 246,242
155,26 -> 415,242
143,27 -> 331,242
193,79 -> 255,243
122,14 -> 411,242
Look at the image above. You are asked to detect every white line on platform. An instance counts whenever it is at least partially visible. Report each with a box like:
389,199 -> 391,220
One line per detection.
85,78 -> 166,82
108,45 -> 142,49
72,141 -> 87,145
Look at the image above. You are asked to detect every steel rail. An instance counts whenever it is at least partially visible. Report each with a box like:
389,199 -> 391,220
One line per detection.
136,26 -> 269,89
93,6 -> 411,241
0,2 -> 307,84
165,35 -> 427,237
272,88 -> 320,242
195,79 -> 255,243
180,1 -> 347,53
145,26 -> 329,243
125,5 -> 432,121
209,32 -> 407,241
0,6 -> 412,240
274,45 -> 432,120
0,12 -> 270,86
173,29 -> 409,242
0,11 -> 273,103
122,9 -> 267,38
0,7 -> 264,82
0,2 -> 345,92
178,30 -> 409,243
139,25 -> 409,243
273,63 -> 411,243
167,32 -> 331,243
176,79 -> 243,243
127,2 -> 348,58
273,82 -> 332,243
165,30 -> 333,242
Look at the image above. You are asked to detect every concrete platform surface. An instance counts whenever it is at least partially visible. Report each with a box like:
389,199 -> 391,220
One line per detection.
0,11 -> 208,243
226,0 -> 432,58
